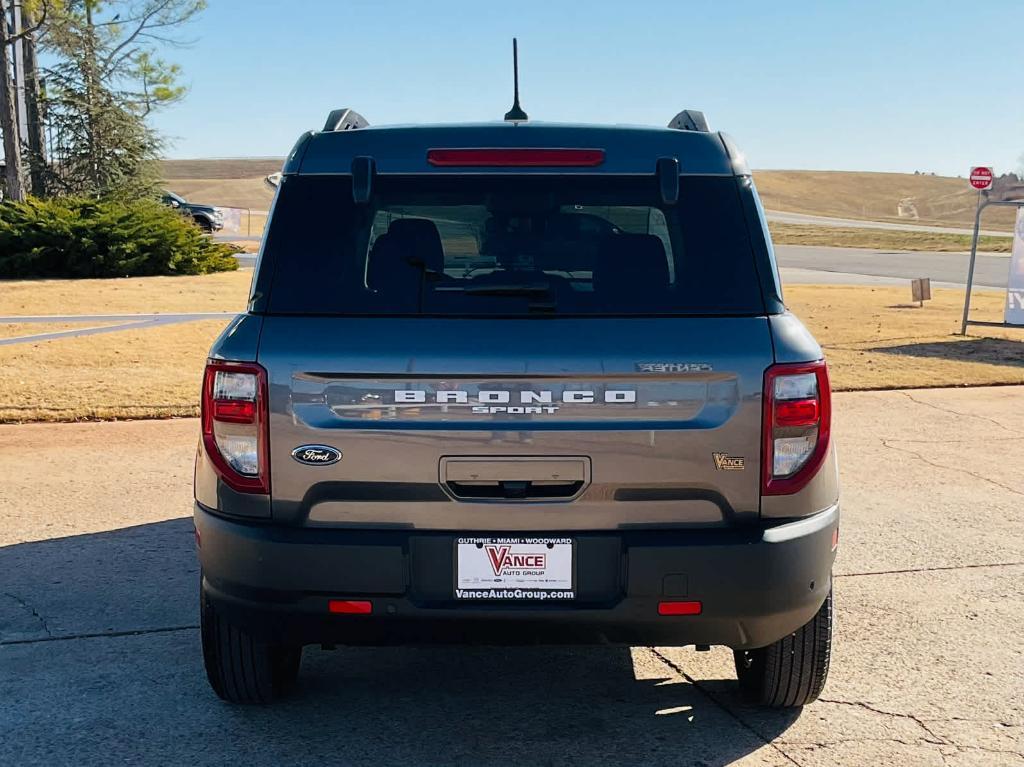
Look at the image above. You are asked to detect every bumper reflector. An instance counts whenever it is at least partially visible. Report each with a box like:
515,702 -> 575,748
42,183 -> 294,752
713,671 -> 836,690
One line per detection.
328,600 -> 373,615
658,601 -> 702,616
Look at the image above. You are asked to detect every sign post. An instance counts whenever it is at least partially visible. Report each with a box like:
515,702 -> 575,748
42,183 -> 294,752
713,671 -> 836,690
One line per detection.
960,166 -> 1024,334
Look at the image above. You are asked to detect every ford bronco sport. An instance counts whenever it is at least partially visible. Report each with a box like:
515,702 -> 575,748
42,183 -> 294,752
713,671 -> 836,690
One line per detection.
195,106 -> 839,707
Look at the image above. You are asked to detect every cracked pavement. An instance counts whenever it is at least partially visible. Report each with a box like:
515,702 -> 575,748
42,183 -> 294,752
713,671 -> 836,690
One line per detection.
1,386 -> 1022,766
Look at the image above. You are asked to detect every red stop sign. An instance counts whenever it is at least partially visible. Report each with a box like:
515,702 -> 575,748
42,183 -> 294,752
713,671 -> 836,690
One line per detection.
969,166 -> 994,190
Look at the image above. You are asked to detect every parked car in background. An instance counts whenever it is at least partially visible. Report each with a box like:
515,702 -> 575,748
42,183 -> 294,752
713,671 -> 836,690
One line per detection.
161,190 -> 224,232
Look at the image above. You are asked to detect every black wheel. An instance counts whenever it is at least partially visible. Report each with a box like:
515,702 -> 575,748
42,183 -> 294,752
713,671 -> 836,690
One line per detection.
194,216 -> 213,233
200,580 -> 301,704
734,585 -> 833,707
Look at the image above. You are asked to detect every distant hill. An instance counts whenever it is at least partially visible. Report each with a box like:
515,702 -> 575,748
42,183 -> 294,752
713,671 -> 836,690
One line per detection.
755,170 -> 1017,232
160,160 -> 1019,232
161,159 -> 283,211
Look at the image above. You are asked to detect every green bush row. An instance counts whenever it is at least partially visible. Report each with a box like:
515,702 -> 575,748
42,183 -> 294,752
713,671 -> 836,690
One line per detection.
0,197 -> 240,278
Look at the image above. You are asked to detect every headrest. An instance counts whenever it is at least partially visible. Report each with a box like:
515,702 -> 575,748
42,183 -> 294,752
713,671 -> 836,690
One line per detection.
594,233 -> 670,294
385,218 -> 445,273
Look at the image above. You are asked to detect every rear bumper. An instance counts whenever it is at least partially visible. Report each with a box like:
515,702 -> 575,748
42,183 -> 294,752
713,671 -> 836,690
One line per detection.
195,502 -> 838,649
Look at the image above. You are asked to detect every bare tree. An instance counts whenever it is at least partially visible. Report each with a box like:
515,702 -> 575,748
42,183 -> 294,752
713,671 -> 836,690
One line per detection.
21,2 -> 49,195
0,0 -> 46,201
0,0 -> 26,200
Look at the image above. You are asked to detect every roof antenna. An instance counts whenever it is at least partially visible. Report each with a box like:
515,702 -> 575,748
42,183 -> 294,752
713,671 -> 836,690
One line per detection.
504,38 -> 529,121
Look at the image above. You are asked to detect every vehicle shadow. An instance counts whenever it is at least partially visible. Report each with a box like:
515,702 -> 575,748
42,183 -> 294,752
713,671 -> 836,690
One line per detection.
869,336 -> 1024,368
1,518 -> 802,766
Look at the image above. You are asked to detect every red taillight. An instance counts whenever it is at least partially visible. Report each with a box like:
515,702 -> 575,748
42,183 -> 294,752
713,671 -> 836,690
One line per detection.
201,360 -> 269,494
775,398 -> 819,427
328,600 -> 373,614
426,148 -> 605,167
762,361 -> 831,496
658,601 -> 702,616
212,399 -> 256,423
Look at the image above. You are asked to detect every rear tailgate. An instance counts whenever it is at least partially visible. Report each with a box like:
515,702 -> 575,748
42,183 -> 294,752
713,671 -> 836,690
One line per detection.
261,316 -> 771,530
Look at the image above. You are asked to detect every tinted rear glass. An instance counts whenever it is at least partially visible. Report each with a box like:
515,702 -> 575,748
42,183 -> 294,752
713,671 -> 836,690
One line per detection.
261,175 -> 765,316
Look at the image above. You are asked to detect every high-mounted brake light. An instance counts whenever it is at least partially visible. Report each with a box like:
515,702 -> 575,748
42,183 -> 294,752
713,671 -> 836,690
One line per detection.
762,361 -> 831,496
658,601 -> 703,616
426,148 -> 605,167
201,360 -> 270,494
328,600 -> 373,615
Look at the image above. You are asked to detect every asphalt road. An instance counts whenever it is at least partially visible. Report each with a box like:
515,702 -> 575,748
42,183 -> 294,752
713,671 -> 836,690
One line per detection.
2,387 -> 1022,766
775,244 -> 1008,288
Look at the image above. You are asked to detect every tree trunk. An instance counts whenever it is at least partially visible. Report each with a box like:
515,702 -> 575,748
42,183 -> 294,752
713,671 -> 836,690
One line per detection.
21,4 -> 46,196
0,0 -> 27,201
83,1 -> 99,192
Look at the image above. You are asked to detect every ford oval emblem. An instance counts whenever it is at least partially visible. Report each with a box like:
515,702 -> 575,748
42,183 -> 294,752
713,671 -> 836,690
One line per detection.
291,445 -> 342,466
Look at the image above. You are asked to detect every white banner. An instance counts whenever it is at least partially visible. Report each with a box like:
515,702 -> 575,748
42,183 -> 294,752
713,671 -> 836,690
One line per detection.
1007,207 -> 1024,325
219,207 -> 243,234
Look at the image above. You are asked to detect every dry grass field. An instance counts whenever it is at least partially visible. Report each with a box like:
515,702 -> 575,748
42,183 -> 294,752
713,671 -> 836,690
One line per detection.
768,222 -> 1011,252
1,271 -> 1021,422
161,158 -> 279,212
0,320 -> 228,422
0,271 -> 252,316
0,322 -> 116,340
756,170 -> 1019,232
791,285 -> 1023,390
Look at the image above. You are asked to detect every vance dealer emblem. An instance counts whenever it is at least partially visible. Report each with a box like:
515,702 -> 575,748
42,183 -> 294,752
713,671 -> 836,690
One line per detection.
292,445 -> 342,466
713,453 -> 745,471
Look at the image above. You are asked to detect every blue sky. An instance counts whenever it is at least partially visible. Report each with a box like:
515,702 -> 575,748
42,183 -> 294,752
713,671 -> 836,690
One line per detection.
151,0 -> 1024,176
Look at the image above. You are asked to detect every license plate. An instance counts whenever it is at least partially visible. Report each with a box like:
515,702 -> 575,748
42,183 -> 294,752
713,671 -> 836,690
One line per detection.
455,537 -> 575,600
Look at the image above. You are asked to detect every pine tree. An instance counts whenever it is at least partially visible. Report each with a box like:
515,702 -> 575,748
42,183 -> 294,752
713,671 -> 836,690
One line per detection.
43,0 -> 203,197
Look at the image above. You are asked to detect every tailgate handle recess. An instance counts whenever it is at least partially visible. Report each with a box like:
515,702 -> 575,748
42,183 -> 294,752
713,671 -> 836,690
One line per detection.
441,457 -> 590,502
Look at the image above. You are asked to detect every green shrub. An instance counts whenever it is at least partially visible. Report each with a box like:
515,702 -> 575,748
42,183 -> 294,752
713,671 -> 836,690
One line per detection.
0,197 -> 240,278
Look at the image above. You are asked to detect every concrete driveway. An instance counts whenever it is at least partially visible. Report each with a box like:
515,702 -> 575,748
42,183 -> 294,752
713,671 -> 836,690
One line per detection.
1,387 -> 1022,766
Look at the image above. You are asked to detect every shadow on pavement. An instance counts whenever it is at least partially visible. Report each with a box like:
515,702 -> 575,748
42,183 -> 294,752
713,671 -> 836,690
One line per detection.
871,336 -> 1024,368
1,519 -> 802,766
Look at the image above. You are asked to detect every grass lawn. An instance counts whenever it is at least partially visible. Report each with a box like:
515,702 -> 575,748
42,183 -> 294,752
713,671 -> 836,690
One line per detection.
0,271 -> 251,316
790,285 -> 1023,390
0,272 -> 1021,422
0,320 -> 229,422
769,222 -> 1012,253
0,322 -> 120,340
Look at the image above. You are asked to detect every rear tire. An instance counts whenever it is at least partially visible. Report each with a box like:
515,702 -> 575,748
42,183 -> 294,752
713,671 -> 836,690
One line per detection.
200,580 -> 301,704
734,584 -> 833,707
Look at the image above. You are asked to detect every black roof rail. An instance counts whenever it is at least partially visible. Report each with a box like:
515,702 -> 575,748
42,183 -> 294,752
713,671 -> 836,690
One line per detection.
323,108 -> 369,132
667,109 -> 709,132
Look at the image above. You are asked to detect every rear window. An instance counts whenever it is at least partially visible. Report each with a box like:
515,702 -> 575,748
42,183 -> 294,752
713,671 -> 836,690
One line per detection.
260,175 -> 765,316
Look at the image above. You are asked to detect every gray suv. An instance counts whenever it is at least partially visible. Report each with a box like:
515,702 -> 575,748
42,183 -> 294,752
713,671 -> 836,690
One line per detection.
194,107 -> 839,707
